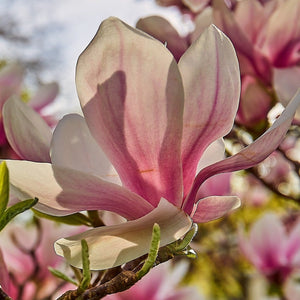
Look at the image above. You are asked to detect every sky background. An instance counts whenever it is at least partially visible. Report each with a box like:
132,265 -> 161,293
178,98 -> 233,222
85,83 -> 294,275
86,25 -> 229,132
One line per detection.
0,0 -> 189,116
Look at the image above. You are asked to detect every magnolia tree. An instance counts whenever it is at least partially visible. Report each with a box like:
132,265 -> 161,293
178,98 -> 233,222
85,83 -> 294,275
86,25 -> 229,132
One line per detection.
0,0 -> 299,299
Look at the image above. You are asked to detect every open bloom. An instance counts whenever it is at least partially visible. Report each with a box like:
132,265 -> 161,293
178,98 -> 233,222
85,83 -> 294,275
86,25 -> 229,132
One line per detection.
0,63 -> 58,155
3,17 -> 300,270
239,213 -> 300,283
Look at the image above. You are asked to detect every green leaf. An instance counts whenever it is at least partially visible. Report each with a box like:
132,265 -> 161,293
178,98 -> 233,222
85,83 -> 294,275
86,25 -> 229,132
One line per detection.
32,209 -> 92,226
0,162 -> 9,216
48,267 -> 78,286
0,198 -> 38,231
137,223 -> 161,279
78,239 -> 91,292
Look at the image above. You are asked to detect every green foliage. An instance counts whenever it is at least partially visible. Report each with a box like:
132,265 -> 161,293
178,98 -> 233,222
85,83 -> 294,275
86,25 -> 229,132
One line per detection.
48,267 -> 78,286
0,162 -> 38,231
0,198 -> 38,231
0,162 -> 9,216
32,209 -> 92,226
78,239 -> 91,292
137,223 -> 161,279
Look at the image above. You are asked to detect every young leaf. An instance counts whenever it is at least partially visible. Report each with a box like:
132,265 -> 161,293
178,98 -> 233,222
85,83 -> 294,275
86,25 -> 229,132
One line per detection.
0,198 -> 38,231
0,162 -> 9,216
48,267 -> 78,286
32,209 -> 92,226
78,239 -> 91,292
137,223 -> 161,279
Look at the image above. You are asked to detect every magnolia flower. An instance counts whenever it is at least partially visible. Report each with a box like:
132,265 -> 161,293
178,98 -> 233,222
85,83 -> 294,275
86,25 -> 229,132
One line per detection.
3,17 -> 300,270
239,213 -> 300,283
0,63 -> 58,154
213,0 -> 300,121
104,261 -> 203,300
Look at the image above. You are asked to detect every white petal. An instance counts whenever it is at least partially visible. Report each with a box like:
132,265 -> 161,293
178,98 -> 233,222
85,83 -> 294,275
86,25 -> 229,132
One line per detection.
54,199 -> 192,270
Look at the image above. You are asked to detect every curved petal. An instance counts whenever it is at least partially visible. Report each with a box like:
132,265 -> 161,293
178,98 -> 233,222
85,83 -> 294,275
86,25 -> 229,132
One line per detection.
76,17 -> 184,207
136,16 -> 188,62
5,160 -> 154,220
3,97 -> 52,162
51,114 -> 121,185
54,198 -> 192,270
179,25 -> 240,195
0,63 -> 24,108
191,196 -> 240,223
29,82 -> 59,111
184,89 -> 300,213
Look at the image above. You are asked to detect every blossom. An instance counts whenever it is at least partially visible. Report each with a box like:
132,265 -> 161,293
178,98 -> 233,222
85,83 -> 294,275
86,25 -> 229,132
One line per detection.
0,218 -> 81,299
239,213 -> 300,283
3,17 -> 300,270
104,261 -> 203,300
213,0 -> 300,122
0,63 -> 58,154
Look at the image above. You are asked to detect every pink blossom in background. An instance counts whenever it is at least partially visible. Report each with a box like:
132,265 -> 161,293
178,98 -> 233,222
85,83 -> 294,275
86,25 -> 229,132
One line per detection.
104,261 -> 203,300
239,213 -> 300,284
3,17 -> 300,270
0,218 -> 83,299
0,63 -> 58,157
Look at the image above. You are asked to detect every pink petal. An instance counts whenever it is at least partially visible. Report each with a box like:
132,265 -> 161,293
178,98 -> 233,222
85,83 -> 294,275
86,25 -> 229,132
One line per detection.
76,17 -> 184,207
184,90 -> 300,213
213,0 -> 271,81
248,213 -> 286,273
234,0 -> 265,44
51,114 -> 121,185
54,198 -> 192,270
190,7 -> 213,43
3,97 -> 52,162
285,222 -> 300,265
179,25 -> 240,195
191,196 -> 240,223
29,82 -> 59,111
0,63 -> 23,108
0,248 -> 10,294
258,0 -> 300,67
5,160 -> 154,220
136,16 -> 188,62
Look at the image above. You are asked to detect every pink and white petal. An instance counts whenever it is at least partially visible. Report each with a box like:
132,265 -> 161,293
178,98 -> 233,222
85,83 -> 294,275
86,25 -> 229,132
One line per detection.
196,138 -> 225,172
76,17 -> 184,207
51,114 -> 121,185
0,248 -> 10,294
54,198 -> 192,270
191,196 -> 240,223
179,25 -> 240,195
5,160 -> 154,220
258,0 -> 300,67
3,97 -> 52,162
136,16 -> 188,62
0,63 -> 24,108
248,213 -> 286,272
29,82 -> 59,111
274,67 -> 300,120
184,90 -> 300,213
